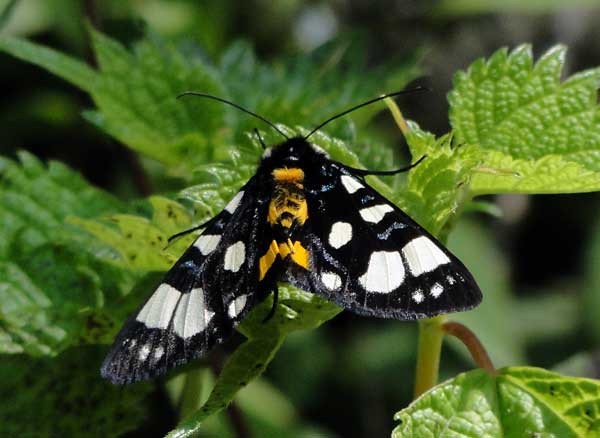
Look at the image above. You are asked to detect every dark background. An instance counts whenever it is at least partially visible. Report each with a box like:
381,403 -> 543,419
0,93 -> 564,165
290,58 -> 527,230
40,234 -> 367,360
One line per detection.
1,1 -> 600,436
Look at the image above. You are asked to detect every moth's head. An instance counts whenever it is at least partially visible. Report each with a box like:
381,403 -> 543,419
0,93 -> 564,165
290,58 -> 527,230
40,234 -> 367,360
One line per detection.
261,136 -> 328,166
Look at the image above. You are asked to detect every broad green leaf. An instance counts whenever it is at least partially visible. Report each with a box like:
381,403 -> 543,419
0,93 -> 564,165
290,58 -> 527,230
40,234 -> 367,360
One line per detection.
449,45 -> 600,194
0,152 -> 131,355
0,346 -> 152,436
393,367 -> 600,437
471,150 -> 600,195
0,34 -> 97,89
70,196 -> 194,271
0,30 -> 226,176
85,28 -> 226,173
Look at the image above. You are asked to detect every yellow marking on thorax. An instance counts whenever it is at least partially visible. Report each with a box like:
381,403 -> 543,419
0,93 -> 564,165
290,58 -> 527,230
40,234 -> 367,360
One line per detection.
267,167 -> 308,228
272,167 -> 304,183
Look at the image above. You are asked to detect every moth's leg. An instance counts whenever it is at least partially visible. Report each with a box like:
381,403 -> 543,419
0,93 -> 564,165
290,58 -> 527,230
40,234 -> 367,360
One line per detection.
166,216 -> 217,246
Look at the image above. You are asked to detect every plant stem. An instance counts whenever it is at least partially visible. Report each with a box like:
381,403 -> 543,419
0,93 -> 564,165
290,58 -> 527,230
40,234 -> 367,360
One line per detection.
384,97 -> 410,135
413,315 -> 447,398
442,321 -> 496,375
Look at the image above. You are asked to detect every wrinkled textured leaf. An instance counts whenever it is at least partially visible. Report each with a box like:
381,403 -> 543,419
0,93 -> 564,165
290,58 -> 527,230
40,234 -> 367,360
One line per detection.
449,45 -> 600,194
0,152 -> 130,355
471,150 -> 600,195
393,367 -> 600,437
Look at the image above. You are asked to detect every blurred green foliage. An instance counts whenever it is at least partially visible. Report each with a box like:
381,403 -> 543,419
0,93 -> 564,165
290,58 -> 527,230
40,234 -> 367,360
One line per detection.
1,1 -> 600,437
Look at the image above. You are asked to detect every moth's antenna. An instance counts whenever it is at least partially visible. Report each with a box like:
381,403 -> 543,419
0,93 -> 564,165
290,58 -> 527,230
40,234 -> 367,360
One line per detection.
254,128 -> 266,149
303,87 -> 429,140
177,92 -> 289,140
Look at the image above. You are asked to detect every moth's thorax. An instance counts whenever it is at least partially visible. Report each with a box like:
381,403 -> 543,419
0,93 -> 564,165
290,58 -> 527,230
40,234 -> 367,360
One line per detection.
268,167 -> 308,229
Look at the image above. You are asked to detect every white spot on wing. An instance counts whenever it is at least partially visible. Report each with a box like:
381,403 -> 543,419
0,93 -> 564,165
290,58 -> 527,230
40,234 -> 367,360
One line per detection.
173,288 -> 214,339
262,148 -> 272,158
340,175 -> 364,194
328,221 -> 352,249
154,346 -> 164,361
138,344 -> 151,361
358,251 -> 405,293
321,271 -> 342,290
228,294 -> 247,318
412,289 -> 424,303
446,275 -> 456,285
430,283 -> 444,298
359,204 -> 394,224
136,283 -> 181,329
224,241 -> 246,272
402,236 -> 451,277
194,234 -> 221,255
225,191 -> 244,214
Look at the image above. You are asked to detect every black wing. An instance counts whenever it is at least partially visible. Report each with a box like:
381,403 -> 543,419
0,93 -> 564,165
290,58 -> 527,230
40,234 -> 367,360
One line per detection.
101,177 -> 273,384
286,162 -> 482,320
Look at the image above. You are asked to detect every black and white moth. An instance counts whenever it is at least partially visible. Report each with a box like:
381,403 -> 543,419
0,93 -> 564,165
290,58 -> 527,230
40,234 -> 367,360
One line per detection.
101,92 -> 482,384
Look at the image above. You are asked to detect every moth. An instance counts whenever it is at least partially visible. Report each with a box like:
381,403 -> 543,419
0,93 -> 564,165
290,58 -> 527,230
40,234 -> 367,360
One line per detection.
101,92 -> 482,384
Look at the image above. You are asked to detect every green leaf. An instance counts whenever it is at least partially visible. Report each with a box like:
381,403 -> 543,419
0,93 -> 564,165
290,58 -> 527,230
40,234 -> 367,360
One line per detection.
449,45 -> 600,194
70,196 -> 194,271
0,30 -> 226,176
167,286 -> 340,437
0,152 -> 131,355
400,122 -> 478,238
0,346 -> 152,436
0,34 -> 97,89
393,367 -> 600,437
84,28 -> 226,174
471,150 -> 600,195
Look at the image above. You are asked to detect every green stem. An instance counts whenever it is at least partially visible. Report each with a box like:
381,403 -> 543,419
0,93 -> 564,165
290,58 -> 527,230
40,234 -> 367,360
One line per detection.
384,92 -> 458,399
413,315 -> 447,398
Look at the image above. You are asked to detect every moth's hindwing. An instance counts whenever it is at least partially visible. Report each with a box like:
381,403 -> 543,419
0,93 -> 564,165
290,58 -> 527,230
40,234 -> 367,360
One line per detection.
101,178 -> 273,384
286,160 -> 482,319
